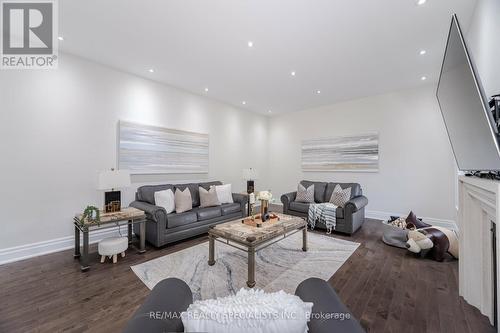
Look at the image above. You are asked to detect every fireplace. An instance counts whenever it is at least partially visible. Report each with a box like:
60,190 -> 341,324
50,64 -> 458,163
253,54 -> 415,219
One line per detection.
493,221 -> 498,329
458,175 -> 500,331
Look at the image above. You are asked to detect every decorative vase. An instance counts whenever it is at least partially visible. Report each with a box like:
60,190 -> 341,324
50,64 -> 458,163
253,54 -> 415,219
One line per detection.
260,199 -> 269,221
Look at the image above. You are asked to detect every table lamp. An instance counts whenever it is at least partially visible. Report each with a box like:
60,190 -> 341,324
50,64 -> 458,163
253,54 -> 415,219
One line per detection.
98,168 -> 131,212
242,168 -> 258,194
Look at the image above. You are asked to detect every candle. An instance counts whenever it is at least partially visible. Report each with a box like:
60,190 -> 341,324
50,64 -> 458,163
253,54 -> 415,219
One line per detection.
249,193 -> 255,204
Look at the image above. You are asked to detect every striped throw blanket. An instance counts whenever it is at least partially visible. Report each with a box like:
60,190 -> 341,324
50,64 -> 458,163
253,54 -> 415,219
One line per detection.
308,203 -> 337,234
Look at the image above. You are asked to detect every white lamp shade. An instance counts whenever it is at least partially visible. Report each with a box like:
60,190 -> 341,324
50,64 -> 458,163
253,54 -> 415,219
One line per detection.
242,168 -> 258,180
98,169 -> 131,190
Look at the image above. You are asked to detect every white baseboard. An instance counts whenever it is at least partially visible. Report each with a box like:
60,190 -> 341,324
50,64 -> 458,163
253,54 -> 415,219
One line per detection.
366,210 -> 458,230
0,226 -> 126,266
0,208 -> 458,266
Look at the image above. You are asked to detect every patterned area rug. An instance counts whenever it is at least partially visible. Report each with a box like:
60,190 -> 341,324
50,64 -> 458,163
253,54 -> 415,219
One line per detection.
131,232 -> 359,300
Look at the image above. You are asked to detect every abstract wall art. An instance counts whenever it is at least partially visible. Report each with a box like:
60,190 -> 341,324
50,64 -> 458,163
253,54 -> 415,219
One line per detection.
301,133 -> 379,172
118,121 -> 209,174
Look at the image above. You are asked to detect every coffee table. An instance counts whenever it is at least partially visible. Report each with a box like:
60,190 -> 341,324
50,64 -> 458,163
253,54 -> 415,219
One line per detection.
208,213 -> 307,287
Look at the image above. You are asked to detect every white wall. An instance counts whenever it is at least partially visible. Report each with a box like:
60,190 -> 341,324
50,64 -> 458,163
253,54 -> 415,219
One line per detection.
467,0 -> 500,98
0,53 -> 269,251
267,85 -> 458,223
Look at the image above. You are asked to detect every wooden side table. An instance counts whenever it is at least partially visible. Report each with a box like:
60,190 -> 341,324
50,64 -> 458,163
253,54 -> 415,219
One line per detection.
73,207 -> 147,271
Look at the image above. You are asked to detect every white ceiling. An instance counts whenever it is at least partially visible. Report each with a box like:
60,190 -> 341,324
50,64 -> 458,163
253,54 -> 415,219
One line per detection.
59,0 -> 478,115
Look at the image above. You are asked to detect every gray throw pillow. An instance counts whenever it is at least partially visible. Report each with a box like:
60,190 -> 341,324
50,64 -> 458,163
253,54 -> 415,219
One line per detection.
175,188 -> 193,213
199,186 -> 220,208
329,184 -> 351,207
295,183 -> 315,203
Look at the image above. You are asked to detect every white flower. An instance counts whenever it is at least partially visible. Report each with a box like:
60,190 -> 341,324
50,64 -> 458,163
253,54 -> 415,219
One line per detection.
256,191 -> 272,201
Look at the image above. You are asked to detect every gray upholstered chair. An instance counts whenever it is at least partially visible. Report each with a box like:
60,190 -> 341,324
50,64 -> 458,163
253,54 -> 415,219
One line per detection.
281,180 -> 368,235
123,277 -> 365,333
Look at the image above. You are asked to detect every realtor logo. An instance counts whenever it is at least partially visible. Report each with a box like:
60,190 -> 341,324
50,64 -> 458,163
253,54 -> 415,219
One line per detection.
1,0 -> 58,69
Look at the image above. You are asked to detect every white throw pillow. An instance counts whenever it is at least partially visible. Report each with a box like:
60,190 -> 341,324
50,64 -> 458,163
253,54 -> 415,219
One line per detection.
329,184 -> 351,207
214,184 -> 234,204
181,288 -> 313,333
154,189 -> 175,214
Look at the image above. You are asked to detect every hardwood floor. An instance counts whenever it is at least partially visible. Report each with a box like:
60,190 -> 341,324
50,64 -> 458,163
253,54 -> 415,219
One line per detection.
0,218 -> 495,333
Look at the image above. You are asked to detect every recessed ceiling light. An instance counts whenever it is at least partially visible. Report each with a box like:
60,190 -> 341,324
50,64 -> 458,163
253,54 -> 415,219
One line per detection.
148,69 -> 154,73
268,110 -> 272,113
316,90 -> 321,94
204,87 -> 209,92
416,0 -> 426,5
421,76 -> 427,81
58,36 -> 64,41
247,41 -> 253,48
242,101 -> 246,105
419,50 -> 427,55
291,71 -> 296,76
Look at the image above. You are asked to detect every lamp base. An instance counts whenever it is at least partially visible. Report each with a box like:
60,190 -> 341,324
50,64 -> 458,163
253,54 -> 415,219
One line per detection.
247,180 -> 255,194
104,190 -> 121,213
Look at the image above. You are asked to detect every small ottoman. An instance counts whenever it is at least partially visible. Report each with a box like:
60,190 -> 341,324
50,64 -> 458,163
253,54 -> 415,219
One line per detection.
98,236 -> 128,264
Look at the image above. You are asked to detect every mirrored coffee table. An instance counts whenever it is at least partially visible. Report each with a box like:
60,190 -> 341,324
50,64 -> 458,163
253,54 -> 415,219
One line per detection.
208,213 -> 307,287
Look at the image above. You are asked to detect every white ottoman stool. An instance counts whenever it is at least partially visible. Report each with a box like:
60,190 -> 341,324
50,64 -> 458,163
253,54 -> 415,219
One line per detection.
98,236 -> 128,264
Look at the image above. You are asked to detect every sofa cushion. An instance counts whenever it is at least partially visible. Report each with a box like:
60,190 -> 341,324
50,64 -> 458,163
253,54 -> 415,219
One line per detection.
167,211 -> 198,229
221,203 -> 241,215
290,202 -> 343,219
300,180 -> 327,203
138,184 -> 174,205
289,201 -> 310,213
197,207 -> 222,221
174,183 -> 200,207
325,183 -> 361,201
199,181 -> 223,191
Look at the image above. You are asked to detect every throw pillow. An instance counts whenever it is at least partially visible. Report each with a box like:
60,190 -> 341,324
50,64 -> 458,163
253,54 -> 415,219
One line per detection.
154,189 -> 175,214
199,186 -> 221,208
175,188 -> 193,213
295,183 -> 315,203
214,184 -> 234,204
329,184 -> 351,207
181,288 -> 313,333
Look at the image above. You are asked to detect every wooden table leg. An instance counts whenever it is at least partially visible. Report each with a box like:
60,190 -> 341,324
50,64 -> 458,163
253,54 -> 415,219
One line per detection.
80,230 -> 90,272
247,246 -> 256,288
139,221 -> 146,254
208,234 -> 215,266
302,227 -> 308,252
74,225 -> 81,258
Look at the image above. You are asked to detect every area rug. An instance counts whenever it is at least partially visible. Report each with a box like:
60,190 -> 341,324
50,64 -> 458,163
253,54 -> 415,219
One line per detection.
131,232 -> 359,300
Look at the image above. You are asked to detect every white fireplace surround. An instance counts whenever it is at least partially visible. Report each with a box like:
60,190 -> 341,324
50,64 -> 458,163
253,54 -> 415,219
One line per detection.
458,175 -> 500,328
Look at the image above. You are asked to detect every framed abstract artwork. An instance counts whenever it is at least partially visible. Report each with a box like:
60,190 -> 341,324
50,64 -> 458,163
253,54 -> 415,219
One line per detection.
118,121 -> 209,174
301,133 -> 379,172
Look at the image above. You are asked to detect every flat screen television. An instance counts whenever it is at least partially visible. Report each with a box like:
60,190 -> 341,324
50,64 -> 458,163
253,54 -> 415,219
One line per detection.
436,14 -> 500,171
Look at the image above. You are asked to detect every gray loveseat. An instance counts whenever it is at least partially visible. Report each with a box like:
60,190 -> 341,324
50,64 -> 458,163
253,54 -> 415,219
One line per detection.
123,277 -> 365,333
281,180 -> 368,235
130,181 -> 247,247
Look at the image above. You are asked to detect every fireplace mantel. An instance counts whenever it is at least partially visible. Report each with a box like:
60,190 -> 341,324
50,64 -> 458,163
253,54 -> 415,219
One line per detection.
459,175 -> 500,328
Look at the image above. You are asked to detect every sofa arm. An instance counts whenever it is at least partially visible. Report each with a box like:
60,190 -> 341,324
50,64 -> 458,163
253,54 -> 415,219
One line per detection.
281,192 -> 297,214
123,278 -> 193,333
130,201 -> 167,224
295,278 -> 365,333
232,193 -> 248,215
345,195 -> 368,214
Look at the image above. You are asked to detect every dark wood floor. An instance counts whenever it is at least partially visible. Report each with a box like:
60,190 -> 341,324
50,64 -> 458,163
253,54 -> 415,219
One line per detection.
0,218 -> 495,333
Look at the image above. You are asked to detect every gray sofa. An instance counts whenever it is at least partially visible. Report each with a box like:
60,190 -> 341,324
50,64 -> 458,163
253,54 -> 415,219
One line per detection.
130,181 -> 247,247
123,277 -> 365,333
281,180 -> 368,235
